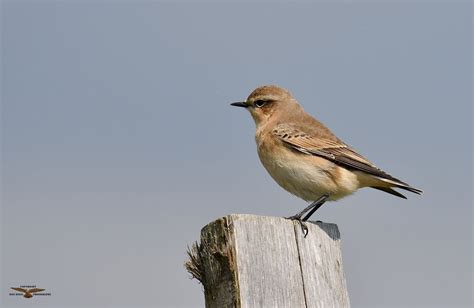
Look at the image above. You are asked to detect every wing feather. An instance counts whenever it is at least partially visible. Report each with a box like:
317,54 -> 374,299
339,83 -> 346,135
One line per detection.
272,123 -> 417,190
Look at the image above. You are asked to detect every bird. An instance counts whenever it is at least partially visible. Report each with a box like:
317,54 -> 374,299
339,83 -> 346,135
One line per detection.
11,287 -> 45,298
231,85 -> 422,234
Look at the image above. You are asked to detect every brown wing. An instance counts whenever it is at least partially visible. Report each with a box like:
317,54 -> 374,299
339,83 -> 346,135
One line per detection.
28,288 -> 45,293
11,287 -> 27,293
272,123 -> 410,186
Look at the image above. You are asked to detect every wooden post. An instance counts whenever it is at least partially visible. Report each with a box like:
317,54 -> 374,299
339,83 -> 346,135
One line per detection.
185,214 -> 350,308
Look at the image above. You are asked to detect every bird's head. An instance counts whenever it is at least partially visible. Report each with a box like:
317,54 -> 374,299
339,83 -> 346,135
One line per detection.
231,85 -> 300,126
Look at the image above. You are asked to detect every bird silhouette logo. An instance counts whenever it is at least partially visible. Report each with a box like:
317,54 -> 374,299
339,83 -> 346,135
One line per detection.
11,287 -> 45,298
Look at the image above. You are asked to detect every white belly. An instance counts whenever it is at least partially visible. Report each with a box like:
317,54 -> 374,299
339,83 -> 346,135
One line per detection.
258,146 -> 359,202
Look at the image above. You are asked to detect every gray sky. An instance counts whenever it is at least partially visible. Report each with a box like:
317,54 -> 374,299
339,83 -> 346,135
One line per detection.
1,1 -> 472,307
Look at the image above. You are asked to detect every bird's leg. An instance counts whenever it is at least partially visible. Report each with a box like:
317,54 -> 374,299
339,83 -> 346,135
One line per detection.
286,194 -> 329,237
287,194 -> 329,220
302,194 -> 329,222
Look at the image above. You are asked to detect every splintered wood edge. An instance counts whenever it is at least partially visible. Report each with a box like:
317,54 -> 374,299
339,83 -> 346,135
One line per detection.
185,242 -> 203,284
198,216 -> 241,308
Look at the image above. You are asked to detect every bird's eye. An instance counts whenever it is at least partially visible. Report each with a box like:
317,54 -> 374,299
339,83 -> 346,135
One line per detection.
254,100 -> 267,108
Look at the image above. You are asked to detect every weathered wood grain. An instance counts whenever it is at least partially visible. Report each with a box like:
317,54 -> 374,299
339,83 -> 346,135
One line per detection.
232,214 -> 307,307
190,214 -> 350,308
295,221 -> 350,308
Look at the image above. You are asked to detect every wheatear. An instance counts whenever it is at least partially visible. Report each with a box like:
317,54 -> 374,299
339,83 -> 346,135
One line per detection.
231,85 -> 422,233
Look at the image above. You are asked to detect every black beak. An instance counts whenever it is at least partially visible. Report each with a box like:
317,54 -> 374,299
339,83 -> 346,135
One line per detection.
230,102 -> 247,108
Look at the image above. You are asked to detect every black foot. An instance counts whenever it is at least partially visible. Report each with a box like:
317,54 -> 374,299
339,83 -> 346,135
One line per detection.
286,215 -> 309,238
286,194 -> 329,237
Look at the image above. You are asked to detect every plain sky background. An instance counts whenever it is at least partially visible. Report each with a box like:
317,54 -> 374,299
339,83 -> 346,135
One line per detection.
1,1 -> 472,307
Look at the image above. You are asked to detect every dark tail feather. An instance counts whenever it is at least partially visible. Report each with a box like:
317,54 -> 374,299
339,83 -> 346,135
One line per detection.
392,183 -> 423,195
375,176 -> 423,195
371,187 -> 407,199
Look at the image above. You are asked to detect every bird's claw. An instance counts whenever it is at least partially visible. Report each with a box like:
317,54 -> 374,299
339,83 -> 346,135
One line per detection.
300,221 -> 309,238
286,215 -> 309,238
